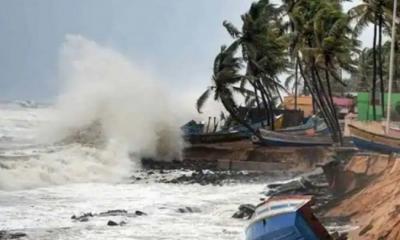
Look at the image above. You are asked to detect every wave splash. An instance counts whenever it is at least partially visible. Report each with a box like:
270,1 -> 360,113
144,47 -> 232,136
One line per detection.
0,35 -> 184,190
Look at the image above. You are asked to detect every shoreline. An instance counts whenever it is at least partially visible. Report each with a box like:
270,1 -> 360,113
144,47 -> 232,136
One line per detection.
143,141 -> 398,239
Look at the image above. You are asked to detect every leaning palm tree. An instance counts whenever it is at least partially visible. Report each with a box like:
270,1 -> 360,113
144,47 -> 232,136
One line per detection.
288,0 -> 358,144
196,43 -> 258,135
222,0 -> 289,129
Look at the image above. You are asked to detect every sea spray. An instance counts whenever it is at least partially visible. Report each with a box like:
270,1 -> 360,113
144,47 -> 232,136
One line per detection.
0,35 -> 184,190
52,34 -> 184,161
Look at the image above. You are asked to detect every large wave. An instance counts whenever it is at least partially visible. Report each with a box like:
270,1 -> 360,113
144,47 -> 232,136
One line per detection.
0,35 -> 184,190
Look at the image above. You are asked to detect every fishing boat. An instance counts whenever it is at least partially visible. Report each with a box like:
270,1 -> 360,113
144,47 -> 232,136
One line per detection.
351,0 -> 400,154
348,122 -> 400,153
252,128 -> 333,147
246,195 -> 332,240
277,116 -> 329,136
184,130 -> 248,144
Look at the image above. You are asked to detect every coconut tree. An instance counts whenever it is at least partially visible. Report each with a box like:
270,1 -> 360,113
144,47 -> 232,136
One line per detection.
222,0 -> 289,129
282,0 -> 302,109
349,0 -> 388,119
196,43 -> 259,135
287,0 -> 358,144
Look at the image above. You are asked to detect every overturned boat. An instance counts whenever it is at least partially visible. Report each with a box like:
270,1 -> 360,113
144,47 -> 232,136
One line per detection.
252,129 -> 333,147
246,195 -> 332,240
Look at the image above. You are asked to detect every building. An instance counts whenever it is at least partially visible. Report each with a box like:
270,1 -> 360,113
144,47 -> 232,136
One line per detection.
357,92 -> 400,121
283,95 -> 314,117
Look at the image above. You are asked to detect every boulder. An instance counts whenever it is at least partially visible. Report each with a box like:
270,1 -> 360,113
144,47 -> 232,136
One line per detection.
135,210 -> 147,216
232,204 -> 255,219
99,210 -> 128,217
107,220 -> 119,226
0,231 -> 27,239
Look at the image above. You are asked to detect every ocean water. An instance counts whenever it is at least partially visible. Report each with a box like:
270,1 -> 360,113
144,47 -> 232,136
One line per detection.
0,102 -> 265,240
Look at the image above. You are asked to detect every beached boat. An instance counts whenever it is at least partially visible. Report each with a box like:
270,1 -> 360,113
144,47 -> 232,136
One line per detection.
277,116 -> 329,136
252,129 -> 333,147
348,123 -> 400,153
246,195 -> 332,240
184,130 -> 248,144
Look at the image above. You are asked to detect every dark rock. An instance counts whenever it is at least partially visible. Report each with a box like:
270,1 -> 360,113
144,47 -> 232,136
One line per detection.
177,207 -> 201,213
0,231 -> 27,239
8,233 -> 27,239
78,217 -> 89,222
232,204 -> 256,219
99,209 -> 128,216
71,212 -> 93,222
135,210 -> 147,216
107,220 -> 119,226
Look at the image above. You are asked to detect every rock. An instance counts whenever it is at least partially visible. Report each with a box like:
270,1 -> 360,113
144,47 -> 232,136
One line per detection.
0,231 -> 27,239
99,209 -> 128,216
177,207 -> 201,213
135,210 -> 147,216
232,204 -> 256,219
119,221 -> 127,226
264,177 -> 313,196
71,212 -> 93,222
8,233 -> 27,239
107,220 -> 119,226
78,217 -> 89,222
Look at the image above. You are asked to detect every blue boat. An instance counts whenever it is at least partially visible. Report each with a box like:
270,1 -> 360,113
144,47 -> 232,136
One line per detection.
276,116 -> 330,136
252,129 -> 333,147
246,195 -> 332,240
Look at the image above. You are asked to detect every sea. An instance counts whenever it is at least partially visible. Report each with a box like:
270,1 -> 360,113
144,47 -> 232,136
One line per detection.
0,101 -> 267,240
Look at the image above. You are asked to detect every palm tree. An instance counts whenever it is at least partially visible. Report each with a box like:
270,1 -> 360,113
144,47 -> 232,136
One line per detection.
196,43 -> 258,135
288,0 -> 358,144
349,0 -> 388,119
222,0 -> 288,129
282,0 -> 301,109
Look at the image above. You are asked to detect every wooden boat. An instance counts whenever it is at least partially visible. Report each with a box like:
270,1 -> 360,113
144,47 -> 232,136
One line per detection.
348,123 -> 400,153
252,129 -> 333,147
184,130 -> 248,144
277,116 -> 329,136
246,195 -> 332,240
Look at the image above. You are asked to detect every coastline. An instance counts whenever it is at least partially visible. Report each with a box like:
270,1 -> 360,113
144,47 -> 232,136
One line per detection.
144,142 -> 399,239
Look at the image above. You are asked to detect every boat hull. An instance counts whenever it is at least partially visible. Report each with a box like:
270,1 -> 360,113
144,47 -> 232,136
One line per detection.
184,131 -> 248,144
253,129 -> 333,147
246,212 -> 320,240
351,137 -> 400,153
348,124 -> 400,153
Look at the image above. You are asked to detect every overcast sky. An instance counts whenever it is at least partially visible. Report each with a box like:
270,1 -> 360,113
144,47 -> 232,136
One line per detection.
0,0 -> 371,102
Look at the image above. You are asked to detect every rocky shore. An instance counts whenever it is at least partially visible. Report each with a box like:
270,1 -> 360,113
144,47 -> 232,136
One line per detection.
142,141 -> 400,240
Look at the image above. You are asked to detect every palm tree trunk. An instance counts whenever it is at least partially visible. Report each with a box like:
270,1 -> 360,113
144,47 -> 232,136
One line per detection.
294,59 -> 299,110
313,67 -> 340,143
395,43 -> 399,91
252,83 -> 264,127
378,4 -> 385,117
372,20 -> 378,120
325,66 -> 343,145
264,86 -> 276,131
255,79 -> 274,130
298,59 -> 338,143
220,98 -> 260,138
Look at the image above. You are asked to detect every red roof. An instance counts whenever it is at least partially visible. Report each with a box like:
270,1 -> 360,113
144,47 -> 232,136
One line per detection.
333,97 -> 354,107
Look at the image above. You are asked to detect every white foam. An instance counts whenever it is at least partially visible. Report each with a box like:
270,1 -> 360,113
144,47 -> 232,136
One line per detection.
0,35 -> 186,190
